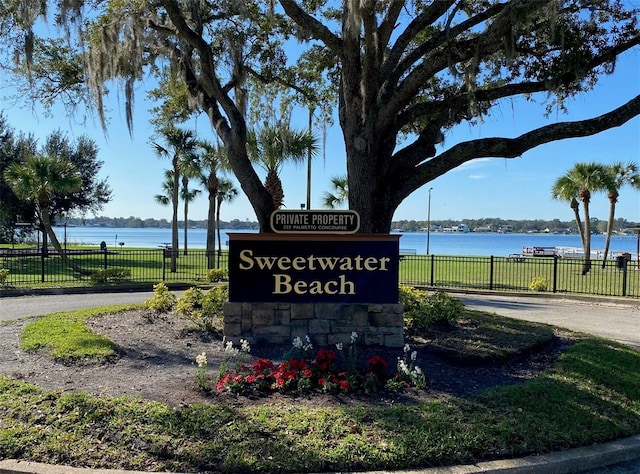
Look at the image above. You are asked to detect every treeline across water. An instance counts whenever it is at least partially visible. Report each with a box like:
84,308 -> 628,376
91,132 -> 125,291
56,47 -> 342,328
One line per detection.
63,216 -> 259,230
63,216 -> 638,235
393,217 -> 638,234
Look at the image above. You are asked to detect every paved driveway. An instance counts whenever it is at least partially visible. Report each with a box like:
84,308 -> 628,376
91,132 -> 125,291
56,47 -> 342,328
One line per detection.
2,290 -> 639,349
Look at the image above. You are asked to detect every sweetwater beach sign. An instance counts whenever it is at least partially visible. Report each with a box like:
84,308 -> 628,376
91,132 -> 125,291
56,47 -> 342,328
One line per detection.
223,210 -> 404,347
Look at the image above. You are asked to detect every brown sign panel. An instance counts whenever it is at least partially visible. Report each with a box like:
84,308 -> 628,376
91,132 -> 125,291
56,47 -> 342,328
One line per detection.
270,210 -> 360,234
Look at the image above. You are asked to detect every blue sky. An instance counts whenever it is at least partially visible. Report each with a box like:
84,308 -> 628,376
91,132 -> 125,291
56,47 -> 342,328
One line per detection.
1,50 -> 638,225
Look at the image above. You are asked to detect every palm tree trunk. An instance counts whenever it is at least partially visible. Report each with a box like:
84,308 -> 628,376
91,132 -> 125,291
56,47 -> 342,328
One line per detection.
171,178 -> 179,273
40,209 -> 90,276
206,191 -> 217,269
216,197 -> 223,268
183,199 -> 189,256
602,196 -> 616,268
571,198 -> 586,250
582,200 -> 592,275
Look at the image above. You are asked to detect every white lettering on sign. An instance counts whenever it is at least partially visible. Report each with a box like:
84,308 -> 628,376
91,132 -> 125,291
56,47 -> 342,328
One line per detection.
237,249 -> 390,296
238,249 -> 390,272
273,274 -> 356,295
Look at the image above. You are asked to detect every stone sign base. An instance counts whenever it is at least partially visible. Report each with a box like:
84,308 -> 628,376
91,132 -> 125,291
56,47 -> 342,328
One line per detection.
223,302 -> 404,348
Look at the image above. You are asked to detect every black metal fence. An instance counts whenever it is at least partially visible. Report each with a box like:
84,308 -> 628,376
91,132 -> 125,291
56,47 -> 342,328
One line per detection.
399,254 -> 638,298
0,248 -> 229,287
0,248 -> 638,298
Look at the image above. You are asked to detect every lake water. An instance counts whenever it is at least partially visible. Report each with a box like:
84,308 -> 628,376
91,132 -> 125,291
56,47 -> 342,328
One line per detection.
51,226 -> 639,258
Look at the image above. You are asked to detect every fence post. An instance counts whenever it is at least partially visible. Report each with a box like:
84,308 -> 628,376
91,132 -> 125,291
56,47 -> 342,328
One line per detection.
622,258 -> 628,297
40,248 -> 45,283
162,249 -> 167,281
103,248 -> 108,269
489,255 -> 494,290
553,256 -> 558,293
430,254 -> 435,286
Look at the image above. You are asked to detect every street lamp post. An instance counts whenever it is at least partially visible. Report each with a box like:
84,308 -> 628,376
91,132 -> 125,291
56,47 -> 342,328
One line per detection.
426,187 -> 433,255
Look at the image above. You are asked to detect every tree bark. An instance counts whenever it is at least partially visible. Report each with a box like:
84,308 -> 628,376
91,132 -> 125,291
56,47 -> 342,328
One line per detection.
40,208 -> 90,276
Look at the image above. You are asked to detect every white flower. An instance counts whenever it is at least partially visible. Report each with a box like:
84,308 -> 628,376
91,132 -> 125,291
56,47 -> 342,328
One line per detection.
397,358 -> 410,375
411,351 -> 417,361
196,352 -> 207,368
224,340 -> 240,356
303,335 -> 313,351
350,331 -> 358,343
414,366 -> 423,375
335,342 -> 344,351
404,343 -> 411,354
292,336 -> 302,349
240,339 -> 251,353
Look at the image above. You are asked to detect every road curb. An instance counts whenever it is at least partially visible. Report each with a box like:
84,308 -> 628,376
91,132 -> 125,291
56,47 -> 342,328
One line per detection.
1,434 -> 639,474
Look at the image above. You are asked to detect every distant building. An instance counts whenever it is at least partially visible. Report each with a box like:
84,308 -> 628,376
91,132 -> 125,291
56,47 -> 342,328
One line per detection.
444,224 -> 470,233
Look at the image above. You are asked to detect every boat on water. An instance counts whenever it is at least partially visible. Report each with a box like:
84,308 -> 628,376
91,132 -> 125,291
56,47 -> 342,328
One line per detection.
522,245 -> 634,260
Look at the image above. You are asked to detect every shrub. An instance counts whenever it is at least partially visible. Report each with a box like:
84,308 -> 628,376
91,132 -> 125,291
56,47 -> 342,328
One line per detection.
177,285 -> 227,331
401,286 -> 463,331
206,268 -> 228,282
89,268 -> 131,283
529,276 -> 550,292
144,283 -> 177,313
427,290 -> 464,326
0,268 -> 9,285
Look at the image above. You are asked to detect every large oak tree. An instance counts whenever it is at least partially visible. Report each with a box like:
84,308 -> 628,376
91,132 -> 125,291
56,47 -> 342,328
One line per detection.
3,0 -> 639,232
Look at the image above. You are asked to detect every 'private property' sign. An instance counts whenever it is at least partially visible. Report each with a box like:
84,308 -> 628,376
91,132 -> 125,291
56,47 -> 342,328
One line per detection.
271,210 -> 360,234
228,233 -> 400,303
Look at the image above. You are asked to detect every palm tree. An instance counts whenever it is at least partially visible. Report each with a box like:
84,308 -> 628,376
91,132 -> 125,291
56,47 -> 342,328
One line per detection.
552,162 -> 605,275
153,125 -> 197,272
600,162 -> 640,267
216,179 -> 238,267
322,175 -> 349,209
154,171 -> 174,208
3,154 -> 88,275
551,176 -> 585,250
198,140 -> 231,268
247,123 -> 318,209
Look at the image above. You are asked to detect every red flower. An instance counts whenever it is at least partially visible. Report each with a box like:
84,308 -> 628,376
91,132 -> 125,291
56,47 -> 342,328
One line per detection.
339,380 -> 350,391
216,374 -> 231,392
315,349 -> 337,364
288,358 -> 307,370
366,355 -> 389,368
252,358 -> 275,372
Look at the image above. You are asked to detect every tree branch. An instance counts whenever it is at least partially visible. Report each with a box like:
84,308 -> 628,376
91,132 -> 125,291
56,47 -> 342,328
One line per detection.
430,94 -> 640,176
278,0 -> 342,53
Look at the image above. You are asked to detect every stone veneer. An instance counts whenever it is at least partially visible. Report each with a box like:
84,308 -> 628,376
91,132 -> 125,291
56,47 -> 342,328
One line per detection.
223,302 -> 405,348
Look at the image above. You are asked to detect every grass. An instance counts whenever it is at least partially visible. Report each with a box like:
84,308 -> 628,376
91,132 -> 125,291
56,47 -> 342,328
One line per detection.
3,249 -> 637,299
399,254 -> 640,298
19,305 -> 139,361
1,306 -> 639,472
424,311 -> 555,362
